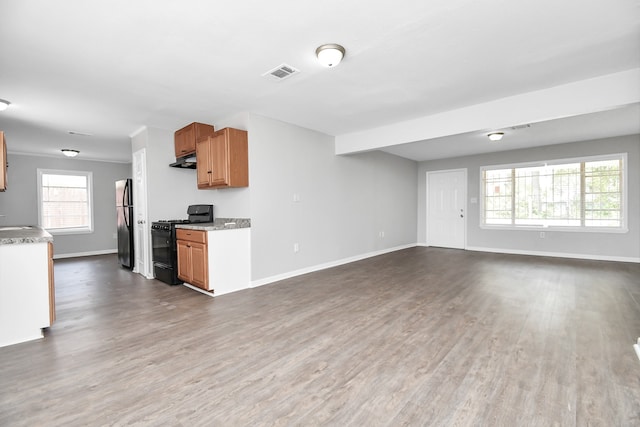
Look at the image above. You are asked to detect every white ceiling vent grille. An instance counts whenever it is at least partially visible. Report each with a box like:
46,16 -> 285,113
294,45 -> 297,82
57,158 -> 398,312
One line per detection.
262,63 -> 300,81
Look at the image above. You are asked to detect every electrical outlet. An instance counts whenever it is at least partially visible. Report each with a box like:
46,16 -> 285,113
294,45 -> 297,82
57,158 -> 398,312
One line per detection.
293,193 -> 301,202
379,231 -> 385,238
293,243 -> 299,253
540,232 -> 545,238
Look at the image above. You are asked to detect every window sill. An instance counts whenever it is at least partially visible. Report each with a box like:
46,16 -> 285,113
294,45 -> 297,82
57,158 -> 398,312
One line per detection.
45,228 -> 93,236
480,224 -> 628,234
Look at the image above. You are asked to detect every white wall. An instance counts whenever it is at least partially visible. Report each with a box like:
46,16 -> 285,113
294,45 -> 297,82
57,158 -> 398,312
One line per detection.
417,134 -> 640,262
248,114 -> 418,282
0,153 -> 132,256
134,115 -> 419,284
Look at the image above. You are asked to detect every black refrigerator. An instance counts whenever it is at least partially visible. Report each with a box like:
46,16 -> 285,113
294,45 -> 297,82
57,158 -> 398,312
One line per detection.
116,179 -> 134,269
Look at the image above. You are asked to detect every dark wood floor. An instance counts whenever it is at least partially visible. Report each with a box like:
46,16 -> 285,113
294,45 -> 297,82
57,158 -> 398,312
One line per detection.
1,248 -> 639,426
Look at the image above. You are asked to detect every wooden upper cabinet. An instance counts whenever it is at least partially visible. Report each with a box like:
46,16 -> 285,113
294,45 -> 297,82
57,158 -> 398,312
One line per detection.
196,137 -> 213,187
174,122 -> 215,158
196,127 -> 248,189
0,131 -> 6,192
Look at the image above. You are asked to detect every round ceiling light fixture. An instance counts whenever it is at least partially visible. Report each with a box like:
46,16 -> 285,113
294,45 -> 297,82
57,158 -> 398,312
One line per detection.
61,149 -> 80,157
316,44 -> 345,67
487,132 -> 504,141
0,99 -> 11,111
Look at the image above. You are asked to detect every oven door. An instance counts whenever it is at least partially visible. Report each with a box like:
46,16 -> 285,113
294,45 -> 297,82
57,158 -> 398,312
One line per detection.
151,226 -> 173,266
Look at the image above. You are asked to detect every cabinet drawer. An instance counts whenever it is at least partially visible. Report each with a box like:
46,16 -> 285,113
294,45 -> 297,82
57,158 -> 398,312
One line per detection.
176,229 -> 207,244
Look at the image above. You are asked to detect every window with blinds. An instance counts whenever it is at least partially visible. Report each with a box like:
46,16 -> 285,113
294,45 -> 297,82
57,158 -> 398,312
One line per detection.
481,154 -> 626,231
37,169 -> 93,233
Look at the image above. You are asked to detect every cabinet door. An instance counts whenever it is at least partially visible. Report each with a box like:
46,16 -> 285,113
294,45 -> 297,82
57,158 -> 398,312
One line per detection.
190,242 -> 209,289
194,128 -> 248,190
175,123 -> 214,158
174,125 -> 195,157
196,138 -> 213,188
176,240 -> 191,282
210,132 -> 230,187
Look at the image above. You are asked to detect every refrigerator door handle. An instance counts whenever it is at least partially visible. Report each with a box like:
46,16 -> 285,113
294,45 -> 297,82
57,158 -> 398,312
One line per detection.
123,180 -> 129,207
123,180 -> 131,229
124,207 -> 130,229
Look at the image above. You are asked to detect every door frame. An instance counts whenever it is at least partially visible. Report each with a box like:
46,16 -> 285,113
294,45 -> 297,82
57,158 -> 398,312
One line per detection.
426,168 -> 468,249
132,148 -> 153,279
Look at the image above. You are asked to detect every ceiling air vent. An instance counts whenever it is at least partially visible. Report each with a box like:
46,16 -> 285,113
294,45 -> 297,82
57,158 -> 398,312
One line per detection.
262,63 -> 300,81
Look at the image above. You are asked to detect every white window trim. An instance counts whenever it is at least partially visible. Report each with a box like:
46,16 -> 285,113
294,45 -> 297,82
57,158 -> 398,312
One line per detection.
37,168 -> 94,235
479,153 -> 628,233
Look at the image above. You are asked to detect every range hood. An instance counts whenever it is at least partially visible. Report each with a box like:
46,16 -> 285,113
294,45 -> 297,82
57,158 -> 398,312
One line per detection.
169,155 -> 197,169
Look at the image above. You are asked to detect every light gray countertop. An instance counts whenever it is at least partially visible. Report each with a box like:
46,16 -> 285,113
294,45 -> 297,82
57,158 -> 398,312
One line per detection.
176,218 -> 251,231
0,226 -> 53,245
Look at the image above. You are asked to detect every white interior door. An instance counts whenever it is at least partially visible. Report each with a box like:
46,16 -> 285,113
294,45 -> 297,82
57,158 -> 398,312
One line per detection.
427,169 -> 467,249
132,148 -> 153,278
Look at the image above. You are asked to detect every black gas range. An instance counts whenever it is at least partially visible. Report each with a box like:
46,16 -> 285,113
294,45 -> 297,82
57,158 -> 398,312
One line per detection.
151,205 -> 214,285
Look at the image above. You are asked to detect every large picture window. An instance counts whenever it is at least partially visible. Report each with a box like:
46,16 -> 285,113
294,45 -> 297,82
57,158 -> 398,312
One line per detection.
481,153 -> 626,231
37,169 -> 93,234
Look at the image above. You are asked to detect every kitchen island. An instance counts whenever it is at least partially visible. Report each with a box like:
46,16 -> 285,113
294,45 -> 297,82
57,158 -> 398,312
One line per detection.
0,226 -> 55,347
176,218 -> 250,296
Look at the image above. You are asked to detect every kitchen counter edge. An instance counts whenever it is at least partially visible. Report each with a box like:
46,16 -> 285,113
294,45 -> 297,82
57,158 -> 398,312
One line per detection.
0,226 -> 53,245
176,218 -> 251,231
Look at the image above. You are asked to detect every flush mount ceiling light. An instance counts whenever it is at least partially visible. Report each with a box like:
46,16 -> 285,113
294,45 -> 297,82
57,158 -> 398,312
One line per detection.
487,132 -> 504,141
61,149 -> 80,157
0,99 -> 10,111
316,44 -> 345,67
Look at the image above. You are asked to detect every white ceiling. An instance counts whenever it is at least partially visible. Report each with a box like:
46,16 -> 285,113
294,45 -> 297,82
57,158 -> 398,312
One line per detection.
0,0 -> 639,163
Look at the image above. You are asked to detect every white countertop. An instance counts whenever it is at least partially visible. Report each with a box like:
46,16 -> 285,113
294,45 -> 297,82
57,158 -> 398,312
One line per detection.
176,218 -> 251,231
0,226 -> 53,245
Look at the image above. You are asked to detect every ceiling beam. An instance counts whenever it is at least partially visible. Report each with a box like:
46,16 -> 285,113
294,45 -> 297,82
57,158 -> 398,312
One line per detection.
335,68 -> 640,155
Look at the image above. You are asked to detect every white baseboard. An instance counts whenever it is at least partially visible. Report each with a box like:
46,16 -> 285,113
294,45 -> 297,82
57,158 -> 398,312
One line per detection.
53,249 -> 117,259
465,245 -> 639,263
251,243 -> 417,288
182,283 -> 215,298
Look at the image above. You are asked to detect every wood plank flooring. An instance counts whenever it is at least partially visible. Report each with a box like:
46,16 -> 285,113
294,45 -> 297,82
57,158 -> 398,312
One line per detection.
1,248 -> 639,426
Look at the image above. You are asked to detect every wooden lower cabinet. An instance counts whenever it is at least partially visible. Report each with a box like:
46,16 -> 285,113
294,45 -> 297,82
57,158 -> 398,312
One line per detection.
190,243 -> 208,287
177,229 -> 209,290
48,242 -> 55,324
175,226 -> 251,296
